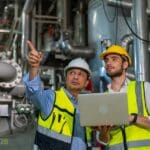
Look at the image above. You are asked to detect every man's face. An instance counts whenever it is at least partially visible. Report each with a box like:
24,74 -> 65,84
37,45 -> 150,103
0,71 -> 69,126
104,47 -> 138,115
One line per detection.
104,54 -> 128,77
65,68 -> 89,92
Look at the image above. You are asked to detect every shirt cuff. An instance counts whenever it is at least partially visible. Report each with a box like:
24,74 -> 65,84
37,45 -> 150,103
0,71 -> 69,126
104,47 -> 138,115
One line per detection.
23,73 -> 42,92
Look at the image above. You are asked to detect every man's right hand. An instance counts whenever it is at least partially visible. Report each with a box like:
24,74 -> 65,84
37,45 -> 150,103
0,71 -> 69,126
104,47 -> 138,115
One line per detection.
27,41 -> 43,80
27,40 -> 43,68
97,125 -> 112,143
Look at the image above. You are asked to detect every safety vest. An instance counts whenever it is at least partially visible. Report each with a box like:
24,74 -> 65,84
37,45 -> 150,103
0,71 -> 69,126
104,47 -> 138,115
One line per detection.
108,81 -> 150,150
35,88 -> 92,149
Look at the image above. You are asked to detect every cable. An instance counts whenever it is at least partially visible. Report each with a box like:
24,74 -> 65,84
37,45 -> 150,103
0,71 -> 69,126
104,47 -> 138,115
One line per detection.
101,0 -> 117,23
120,0 -> 150,43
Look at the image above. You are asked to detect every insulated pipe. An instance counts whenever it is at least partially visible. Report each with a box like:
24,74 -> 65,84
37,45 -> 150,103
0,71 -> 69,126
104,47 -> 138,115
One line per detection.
121,34 -> 135,80
21,0 -> 36,70
132,0 -> 149,81
61,40 -> 95,58
107,0 -> 150,16
121,34 -> 133,50
107,0 -> 132,9
109,0 -> 149,81
57,0 -> 69,31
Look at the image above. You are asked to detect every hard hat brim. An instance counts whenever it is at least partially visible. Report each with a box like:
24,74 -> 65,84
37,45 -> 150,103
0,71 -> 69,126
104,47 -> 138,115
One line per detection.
100,51 -> 132,65
65,66 -> 91,76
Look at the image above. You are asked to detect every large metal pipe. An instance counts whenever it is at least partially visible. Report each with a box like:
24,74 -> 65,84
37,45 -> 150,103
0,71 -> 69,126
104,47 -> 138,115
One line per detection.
121,34 -> 135,80
61,40 -> 95,58
132,0 -> 149,81
101,34 -> 135,81
121,34 -> 133,50
107,0 -> 132,9
0,62 -> 16,82
57,0 -> 70,31
73,1 -> 86,46
21,0 -> 35,70
0,60 -> 22,88
107,0 -> 150,16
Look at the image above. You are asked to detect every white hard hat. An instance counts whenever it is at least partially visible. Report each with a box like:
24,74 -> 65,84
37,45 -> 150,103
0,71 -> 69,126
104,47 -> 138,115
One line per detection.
64,58 -> 91,77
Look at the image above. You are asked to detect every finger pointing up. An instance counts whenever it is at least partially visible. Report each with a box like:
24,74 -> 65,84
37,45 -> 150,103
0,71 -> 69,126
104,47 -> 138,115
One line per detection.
27,40 -> 37,52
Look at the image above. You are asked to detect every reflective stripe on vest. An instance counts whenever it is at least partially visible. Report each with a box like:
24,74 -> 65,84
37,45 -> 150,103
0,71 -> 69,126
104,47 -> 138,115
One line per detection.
108,140 -> 150,150
109,81 -> 150,149
37,125 -> 72,143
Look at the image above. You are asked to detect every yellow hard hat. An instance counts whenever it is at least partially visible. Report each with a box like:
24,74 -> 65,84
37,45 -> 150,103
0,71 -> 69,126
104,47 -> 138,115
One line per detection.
100,45 -> 132,65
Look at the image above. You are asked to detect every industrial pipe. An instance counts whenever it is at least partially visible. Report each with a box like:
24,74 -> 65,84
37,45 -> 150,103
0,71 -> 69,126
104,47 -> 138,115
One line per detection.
107,0 -> 150,16
0,60 -> 22,88
133,0 -> 149,81
61,40 -> 95,58
21,0 -> 36,71
121,34 -> 133,50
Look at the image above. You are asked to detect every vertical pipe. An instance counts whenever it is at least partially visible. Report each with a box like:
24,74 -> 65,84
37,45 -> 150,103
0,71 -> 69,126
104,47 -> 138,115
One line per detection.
73,1 -> 86,46
37,0 -> 42,51
148,0 -> 150,8
132,0 -> 149,81
21,0 -> 35,72
57,0 -> 69,31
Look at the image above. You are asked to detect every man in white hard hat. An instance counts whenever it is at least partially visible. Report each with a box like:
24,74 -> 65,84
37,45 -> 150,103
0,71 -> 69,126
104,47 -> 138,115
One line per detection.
23,41 -> 93,150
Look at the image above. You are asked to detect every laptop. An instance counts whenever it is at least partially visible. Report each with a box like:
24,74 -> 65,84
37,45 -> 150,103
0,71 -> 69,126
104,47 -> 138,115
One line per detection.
78,92 -> 129,126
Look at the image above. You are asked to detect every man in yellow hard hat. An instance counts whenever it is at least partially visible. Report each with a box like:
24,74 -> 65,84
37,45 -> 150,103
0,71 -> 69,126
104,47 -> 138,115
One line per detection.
97,45 -> 150,150
100,45 -> 132,66
23,41 -> 93,150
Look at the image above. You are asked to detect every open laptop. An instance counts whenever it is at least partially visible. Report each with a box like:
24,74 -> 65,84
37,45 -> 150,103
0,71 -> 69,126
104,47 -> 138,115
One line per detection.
78,92 -> 129,126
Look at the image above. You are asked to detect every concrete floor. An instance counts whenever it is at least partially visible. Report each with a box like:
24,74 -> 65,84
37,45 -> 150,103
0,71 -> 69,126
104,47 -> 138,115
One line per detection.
0,126 -> 36,150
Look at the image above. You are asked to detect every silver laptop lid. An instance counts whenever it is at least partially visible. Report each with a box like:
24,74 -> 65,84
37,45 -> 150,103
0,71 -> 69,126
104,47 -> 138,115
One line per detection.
78,92 -> 129,126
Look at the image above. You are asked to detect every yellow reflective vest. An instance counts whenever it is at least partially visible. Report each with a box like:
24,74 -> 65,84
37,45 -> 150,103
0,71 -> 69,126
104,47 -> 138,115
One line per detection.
108,81 -> 150,150
37,88 -> 91,146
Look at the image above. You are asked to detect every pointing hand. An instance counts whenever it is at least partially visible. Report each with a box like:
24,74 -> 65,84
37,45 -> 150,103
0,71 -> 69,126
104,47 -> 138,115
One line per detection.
27,40 -> 43,68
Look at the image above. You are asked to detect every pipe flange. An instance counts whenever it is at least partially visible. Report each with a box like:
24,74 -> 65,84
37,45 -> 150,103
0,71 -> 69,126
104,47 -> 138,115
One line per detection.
0,60 -> 22,88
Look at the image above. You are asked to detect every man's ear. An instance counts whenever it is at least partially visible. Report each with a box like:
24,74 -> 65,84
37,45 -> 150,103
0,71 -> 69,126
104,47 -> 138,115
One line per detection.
123,61 -> 129,70
85,80 -> 90,88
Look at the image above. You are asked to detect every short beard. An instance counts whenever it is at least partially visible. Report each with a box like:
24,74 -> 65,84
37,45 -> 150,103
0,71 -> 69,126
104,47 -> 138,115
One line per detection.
106,69 -> 123,78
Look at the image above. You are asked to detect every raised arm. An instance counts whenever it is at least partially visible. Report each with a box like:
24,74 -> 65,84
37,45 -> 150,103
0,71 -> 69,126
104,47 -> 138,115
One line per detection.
27,40 -> 43,80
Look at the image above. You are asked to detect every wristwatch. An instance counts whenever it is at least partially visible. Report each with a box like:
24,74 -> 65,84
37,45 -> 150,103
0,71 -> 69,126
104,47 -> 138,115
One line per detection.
130,113 -> 138,124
